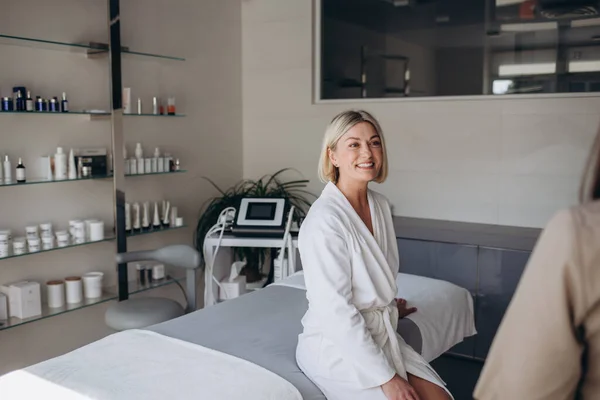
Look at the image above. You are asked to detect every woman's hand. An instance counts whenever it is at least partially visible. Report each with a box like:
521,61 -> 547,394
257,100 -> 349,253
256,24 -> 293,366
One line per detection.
396,298 -> 417,319
381,374 -> 420,400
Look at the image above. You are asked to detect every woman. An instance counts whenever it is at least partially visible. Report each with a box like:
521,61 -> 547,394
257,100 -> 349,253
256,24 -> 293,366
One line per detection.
473,128 -> 600,399
296,110 -> 452,400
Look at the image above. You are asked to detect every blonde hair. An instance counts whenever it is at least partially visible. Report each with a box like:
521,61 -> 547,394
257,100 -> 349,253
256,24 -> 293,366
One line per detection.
580,126 -> 600,203
318,109 -> 389,184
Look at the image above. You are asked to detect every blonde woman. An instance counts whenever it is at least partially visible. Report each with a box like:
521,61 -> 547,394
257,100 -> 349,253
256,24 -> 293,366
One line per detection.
474,128 -> 600,399
296,110 -> 452,400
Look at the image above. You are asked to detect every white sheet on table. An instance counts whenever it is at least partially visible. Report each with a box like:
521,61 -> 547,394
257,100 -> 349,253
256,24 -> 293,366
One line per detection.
0,329 -> 303,400
272,271 -> 477,362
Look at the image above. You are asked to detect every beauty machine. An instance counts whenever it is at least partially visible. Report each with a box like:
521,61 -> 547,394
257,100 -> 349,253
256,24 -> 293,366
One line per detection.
230,198 -> 289,237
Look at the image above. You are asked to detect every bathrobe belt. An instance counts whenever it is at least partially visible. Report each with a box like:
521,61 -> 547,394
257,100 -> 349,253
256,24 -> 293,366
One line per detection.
361,303 -> 408,379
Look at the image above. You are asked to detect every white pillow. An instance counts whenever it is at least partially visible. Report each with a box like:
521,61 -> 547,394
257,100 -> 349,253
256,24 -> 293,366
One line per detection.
273,271 -> 477,362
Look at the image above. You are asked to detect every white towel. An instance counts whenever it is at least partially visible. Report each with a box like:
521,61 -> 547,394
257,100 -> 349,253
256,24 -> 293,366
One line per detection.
0,329 -> 303,400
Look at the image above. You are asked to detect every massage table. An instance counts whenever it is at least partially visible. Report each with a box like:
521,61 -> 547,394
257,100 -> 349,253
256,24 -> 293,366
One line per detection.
0,272 -> 476,399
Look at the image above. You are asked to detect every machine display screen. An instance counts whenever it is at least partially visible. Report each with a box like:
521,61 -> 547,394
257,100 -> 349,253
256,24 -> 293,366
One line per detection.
246,203 -> 277,221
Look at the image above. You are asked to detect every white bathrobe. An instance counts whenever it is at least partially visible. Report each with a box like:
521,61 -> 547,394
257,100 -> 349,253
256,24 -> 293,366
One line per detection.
296,182 -> 451,400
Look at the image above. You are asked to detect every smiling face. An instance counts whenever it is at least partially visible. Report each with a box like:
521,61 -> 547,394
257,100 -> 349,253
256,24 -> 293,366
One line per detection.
328,121 -> 383,186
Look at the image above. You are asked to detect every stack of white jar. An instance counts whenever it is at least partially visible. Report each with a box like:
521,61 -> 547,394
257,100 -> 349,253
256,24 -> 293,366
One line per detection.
0,218 -> 105,258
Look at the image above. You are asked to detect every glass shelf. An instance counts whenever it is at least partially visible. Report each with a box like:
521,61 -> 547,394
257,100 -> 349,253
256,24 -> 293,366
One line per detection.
0,273 -> 185,331
0,33 -> 100,53
125,170 -> 187,178
0,110 -> 104,116
0,171 -> 186,189
89,113 -> 186,120
126,224 -> 187,238
0,225 -> 187,262
121,49 -> 185,62
0,110 -> 186,119
0,34 -> 185,61
0,236 -> 115,261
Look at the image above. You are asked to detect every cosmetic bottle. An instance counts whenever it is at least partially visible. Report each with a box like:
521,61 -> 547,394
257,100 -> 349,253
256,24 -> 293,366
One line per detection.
68,149 -> 77,180
167,97 -> 176,115
125,202 -> 132,233
50,98 -> 59,112
137,264 -> 146,285
77,157 -> 83,179
175,159 -> 181,171
137,98 -> 142,115
2,97 -> 14,112
25,91 -> 33,112
135,143 -> 143,159
130,159 -> 137,174
153,202 -> 161,229
123,145 -> 129,174
61,92 -> 69,112
123,88 -> 131,114
16,158 -> 26,183
132,202 -> 141,231
16,92 -> 24,112
0,157 -> 3,184
152,97 -> 159,115
142,202 -> 150,231
54,147 -> 67,180
162,201 -> 171,227
35,97 -> 43,112
3,156 -> 11,183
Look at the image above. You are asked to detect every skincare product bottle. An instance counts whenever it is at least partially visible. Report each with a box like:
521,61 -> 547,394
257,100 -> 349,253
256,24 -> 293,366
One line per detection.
25,91 -> 33,112
162,201 -> 171,227
3,156 -> 11,183
175,158 -> 181,171
77,157 -> 83,179
125,202 -> 132,233
152,97 -> 159,115
68,149 -> 77,180
123,88 -> 131,114
16,158 -> 25,183
135,143 -> 143,159
54,147 -> 67,180
130,159 -> 137,174
0,156 -> 3,184
16,92 -> 24,112
61,92 -> 69,112
142,202 -> 150,230
50,97 -> 59,112
132,202 -> 141,231
153,202 -> 161,229
167,97 -> 176,115
137,98 -> 142,115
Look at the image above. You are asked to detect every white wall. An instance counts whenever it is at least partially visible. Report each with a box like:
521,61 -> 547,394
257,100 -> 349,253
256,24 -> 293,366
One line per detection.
242,0 -> 600,228
0,0 -> 242,375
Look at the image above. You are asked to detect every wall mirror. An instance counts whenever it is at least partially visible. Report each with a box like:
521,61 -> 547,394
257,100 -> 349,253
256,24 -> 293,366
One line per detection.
317,0 -> 600,100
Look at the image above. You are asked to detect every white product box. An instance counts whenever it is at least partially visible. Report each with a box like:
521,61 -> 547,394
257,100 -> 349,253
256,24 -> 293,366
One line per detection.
0,281 -> 42,319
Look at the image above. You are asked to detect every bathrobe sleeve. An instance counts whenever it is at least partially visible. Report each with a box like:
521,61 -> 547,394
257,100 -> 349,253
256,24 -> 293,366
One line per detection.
300,216 -> 397,389
473,210 -> 586,399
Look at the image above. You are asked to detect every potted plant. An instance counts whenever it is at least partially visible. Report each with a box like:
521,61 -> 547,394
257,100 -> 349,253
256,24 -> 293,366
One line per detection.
194,168 -> 316,283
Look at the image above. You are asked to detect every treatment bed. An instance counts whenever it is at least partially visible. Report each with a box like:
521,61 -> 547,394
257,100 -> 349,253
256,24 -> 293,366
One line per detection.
0,272 -> 476,399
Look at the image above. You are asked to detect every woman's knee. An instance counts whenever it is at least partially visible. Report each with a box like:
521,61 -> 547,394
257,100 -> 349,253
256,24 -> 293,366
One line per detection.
407,374 -> 451,400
